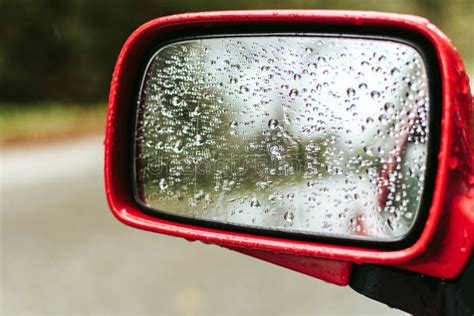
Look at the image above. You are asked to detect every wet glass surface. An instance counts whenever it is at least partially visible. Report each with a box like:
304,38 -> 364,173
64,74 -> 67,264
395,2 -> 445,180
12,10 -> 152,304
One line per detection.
135,36 -> 430,241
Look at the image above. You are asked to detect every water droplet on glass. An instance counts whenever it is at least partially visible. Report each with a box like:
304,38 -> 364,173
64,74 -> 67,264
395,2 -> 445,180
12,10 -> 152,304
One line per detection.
308,62 -> 318,70
240,85 -> 249,93
289,88 -> 299,97
195,134 -> 204,146
171,96 -> 181,106
173,140 -> 184,153
136,36 -> 431,242
371,90 -> 381,99
363,146 -> 373,156
284,211 -> 294,223
268,119 -> 279,129
358,83 -> 368,89
159,178 -> 168,190
191,106 -> 201,117
250,197 -> 261,208
346,88 -> 356,97
383,102 -> 395,113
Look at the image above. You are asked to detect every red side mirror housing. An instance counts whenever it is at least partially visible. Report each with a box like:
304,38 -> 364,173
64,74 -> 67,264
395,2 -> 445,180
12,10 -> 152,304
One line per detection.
105,10 -> 473,289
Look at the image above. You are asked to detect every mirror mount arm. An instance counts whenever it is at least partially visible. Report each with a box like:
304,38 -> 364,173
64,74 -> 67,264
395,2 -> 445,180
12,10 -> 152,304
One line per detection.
350,255 -> 474,315
226,247 -> 352,286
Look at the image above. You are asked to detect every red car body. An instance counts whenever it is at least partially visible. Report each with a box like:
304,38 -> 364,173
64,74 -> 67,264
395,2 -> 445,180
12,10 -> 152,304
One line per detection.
105,10 -> 473,287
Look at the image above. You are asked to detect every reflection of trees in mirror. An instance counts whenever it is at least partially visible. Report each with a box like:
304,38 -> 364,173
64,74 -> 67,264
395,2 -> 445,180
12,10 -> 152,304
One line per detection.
137,41 -> 231,194
135,36 -> 430,242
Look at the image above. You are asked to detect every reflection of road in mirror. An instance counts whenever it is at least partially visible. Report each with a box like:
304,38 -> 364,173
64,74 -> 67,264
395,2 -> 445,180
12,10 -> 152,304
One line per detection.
136,35 -> 430,242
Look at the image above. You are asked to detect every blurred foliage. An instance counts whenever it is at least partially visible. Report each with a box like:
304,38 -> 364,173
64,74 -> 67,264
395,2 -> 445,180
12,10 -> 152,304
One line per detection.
0,102 -> 105,146
0,0 -> 472,104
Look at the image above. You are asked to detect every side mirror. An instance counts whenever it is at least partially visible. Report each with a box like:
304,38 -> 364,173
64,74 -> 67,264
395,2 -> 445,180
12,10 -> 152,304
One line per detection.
105,11 -> 473,314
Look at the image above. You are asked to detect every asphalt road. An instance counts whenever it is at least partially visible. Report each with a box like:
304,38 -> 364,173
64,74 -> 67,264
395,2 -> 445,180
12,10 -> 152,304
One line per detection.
1,137 -> 404,315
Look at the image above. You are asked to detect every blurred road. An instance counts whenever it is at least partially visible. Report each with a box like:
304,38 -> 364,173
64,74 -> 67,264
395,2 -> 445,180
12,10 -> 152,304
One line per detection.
1,137 -> 404,315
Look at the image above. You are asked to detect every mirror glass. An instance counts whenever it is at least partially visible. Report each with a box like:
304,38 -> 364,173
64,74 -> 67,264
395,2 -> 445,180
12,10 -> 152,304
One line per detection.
134,35 -> 430,242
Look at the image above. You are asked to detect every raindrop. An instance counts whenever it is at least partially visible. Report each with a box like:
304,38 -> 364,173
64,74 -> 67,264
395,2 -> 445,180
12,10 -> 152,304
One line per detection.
239,85 -> 249,93
173,140 -> 184,153
308,62 -> 318,70
250,197 -> 261,208
195,134 -> 204,145
346,88 -> 356,97
358,83 -> 368,89
289,88 -> 299,97
284,211 -> 295,223
268,119 -> 279,129
384,102 -> 395,113
378,114 -> 388,124
371,90 -> 381,99
191,106 -> 201,117
171,96 -> 182,106
159,178 -> 168,190
363,146 -> 373,155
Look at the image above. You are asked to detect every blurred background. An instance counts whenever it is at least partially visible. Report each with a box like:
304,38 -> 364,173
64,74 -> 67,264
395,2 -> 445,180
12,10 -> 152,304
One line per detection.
1,0 -> 472,315
0,0 -> 472,145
